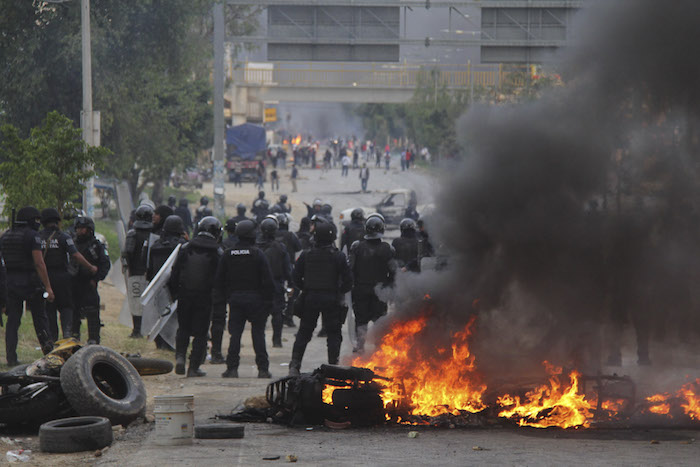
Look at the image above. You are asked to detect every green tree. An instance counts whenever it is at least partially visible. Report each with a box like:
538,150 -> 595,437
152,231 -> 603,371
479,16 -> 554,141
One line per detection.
0,111 -> 110,218
0,1 -> 259,203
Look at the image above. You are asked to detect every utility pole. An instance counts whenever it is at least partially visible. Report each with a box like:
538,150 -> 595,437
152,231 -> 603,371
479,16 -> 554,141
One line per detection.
81,0 -> 96,217
213,2 -> 226,218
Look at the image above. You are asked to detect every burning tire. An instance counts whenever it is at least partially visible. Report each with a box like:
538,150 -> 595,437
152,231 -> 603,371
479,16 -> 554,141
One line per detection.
39,416 -> 112,453
60,346 -> 146,425
125,357 -> 173,376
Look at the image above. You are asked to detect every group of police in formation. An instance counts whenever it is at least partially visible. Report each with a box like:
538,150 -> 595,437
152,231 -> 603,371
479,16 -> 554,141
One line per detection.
0,192 -> 428,378
0,207 -> 110,366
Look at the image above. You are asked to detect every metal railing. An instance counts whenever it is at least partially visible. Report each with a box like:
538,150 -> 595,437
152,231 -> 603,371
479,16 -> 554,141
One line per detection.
232,61 -> 531,89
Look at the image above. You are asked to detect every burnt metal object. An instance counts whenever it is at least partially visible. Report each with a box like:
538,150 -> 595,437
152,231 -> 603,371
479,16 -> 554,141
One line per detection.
580,374 -> 636,420
266,365 -> 387,427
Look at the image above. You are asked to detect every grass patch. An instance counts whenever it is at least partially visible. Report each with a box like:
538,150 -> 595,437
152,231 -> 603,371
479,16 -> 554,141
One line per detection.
94,218 -> 121,263
158,186 -> 202,206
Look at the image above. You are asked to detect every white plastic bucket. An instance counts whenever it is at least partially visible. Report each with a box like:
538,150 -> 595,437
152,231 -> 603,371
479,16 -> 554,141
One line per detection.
153,395 -> 195,445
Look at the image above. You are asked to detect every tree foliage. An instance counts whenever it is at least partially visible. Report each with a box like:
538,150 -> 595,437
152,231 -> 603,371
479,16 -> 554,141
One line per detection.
0,0 -> 259,202
0,111 -> 109,217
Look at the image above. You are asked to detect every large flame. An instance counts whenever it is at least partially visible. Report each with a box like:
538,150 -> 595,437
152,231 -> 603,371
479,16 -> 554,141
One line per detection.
352,313 -> 486,417
679,379 -> 700,420
497,362 -> 594,428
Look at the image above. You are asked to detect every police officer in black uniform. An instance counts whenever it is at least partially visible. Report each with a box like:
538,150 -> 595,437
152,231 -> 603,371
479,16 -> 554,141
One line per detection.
289,222 -> 353,376
232,203 -> 250,225
71,217 -> 111,344
275,214 -> 301,260
215,220 -> 275,378
152,205 -> 174,236
146,215 -> 187,282
193,196 -> 210,225
39,208 -> 97,341
340,208 -> 365,253
251,191 -> 270,224
174,198 -> 193,235
0,206 -> 55,365
146,214 -> 187,351
257,216 -> 292,348
169,217 -> 224,377
392,218 -> 420,273
297,217 -> 312,250
349,215 -> 396,353
273,194 -> 292,214
222,218 -> 238,250
123,204 -> 154,338
275,213 -> 301,327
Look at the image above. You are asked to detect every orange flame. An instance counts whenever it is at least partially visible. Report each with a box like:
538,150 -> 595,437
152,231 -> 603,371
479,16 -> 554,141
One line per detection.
291,134 -> 302,146
646,393 -> 672,416
497,363 -> 594,428
322,385 -> 335,404
679,379 -> 700,420
352,314 -> 486,417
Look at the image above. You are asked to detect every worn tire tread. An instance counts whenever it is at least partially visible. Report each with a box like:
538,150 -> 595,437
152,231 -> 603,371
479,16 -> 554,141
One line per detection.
39,416 -> 112,453
194,423 -> 245,439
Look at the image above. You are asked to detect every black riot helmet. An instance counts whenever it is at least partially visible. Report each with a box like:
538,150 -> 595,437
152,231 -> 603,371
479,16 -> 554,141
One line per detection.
399,218 -> 417,233
321,204 -> 332,215
279,194 -> 288,203
366,212 -> 385,223
167,195 -> 177,207
350,208 -> 364,221
40,208 -> 61,225
201,207 -> 213,217
134,204 -> 154,229
16,206 -> 41,224
258,190 -> 265,199
260,217 -> 279,238
197,216 -> 222,240
313,222 -> 336,245
225,218 -> 237,233
364,216 -> 385,240
200,196 -> 209,206
74,216 -> 95,232
163,215 -> 185,235
236,203 -> 246,215
234,219 -> 257,240
276,213 -> 289,229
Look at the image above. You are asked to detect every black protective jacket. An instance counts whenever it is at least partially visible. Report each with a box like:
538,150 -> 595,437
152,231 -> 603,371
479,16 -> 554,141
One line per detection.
169,233 -> 223,298
349,239 -> 396,288
213,239 -> 275,304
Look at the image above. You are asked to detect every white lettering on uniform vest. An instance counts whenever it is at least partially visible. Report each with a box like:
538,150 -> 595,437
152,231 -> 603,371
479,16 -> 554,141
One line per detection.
231,249 -> 250,255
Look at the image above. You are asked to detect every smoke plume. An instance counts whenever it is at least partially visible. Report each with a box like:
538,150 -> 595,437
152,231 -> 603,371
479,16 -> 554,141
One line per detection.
381,0 -> 700,384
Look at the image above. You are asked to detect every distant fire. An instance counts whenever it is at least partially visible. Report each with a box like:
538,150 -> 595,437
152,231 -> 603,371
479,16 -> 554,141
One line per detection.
345,303 -> 700,429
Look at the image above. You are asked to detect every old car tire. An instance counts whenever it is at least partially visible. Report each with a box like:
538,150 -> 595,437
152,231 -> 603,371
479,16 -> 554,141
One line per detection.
194,423 -> 245,439
40,416 -> 112,453
60,346 -> 146,425
125,357 -> 173,376
0,384 -> 63,426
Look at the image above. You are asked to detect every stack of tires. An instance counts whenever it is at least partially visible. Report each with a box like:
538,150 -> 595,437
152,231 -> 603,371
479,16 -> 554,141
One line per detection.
0,346 -> 148,454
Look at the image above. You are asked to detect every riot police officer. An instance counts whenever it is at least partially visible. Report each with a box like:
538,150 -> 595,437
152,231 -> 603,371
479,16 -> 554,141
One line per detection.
275,213 -> 301,327
146,215 -> 187,282
0,206 -> 55,365
152,205 -> 174,236
169,217 -> 223,377
392,218 -> 420,273
39,208 -> 97,341
273,194 -> 292,214
174,198 -> 193,235
251,191 -> 270,224
123,204 -> 154,338
275,214 -> 301,260
222,218 -> 238,250
257,217 -> 292,348
340,208 -> 365,253
297,217 -> 312,251
232,203 -> 250,225
289,222 -> 353,376
215,220 -> 275,378
349,215 -> 396,353
194,196 -> 210,224
71,217 -> 111,344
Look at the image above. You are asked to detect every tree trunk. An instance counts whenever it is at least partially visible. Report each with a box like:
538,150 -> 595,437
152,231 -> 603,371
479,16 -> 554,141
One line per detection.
151,179 -> 164,206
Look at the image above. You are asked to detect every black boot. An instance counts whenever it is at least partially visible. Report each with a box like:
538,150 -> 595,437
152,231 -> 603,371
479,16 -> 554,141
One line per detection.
175,355 -> 186,375
283,315 -> 296,328
258,368 -> 272,378
288,357 -> 302,377
272,329 -> 283,348
187,365 -> 206,377
130,316 -> 143,338
85,307 -> 101,345
222,367 -> 238,378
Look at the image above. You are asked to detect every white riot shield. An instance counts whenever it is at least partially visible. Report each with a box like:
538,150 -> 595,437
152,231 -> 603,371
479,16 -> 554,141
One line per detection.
140,244 -> 181,347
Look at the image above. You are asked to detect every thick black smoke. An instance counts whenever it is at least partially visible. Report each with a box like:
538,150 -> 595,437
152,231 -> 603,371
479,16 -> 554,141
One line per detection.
378,0 -> 700,384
